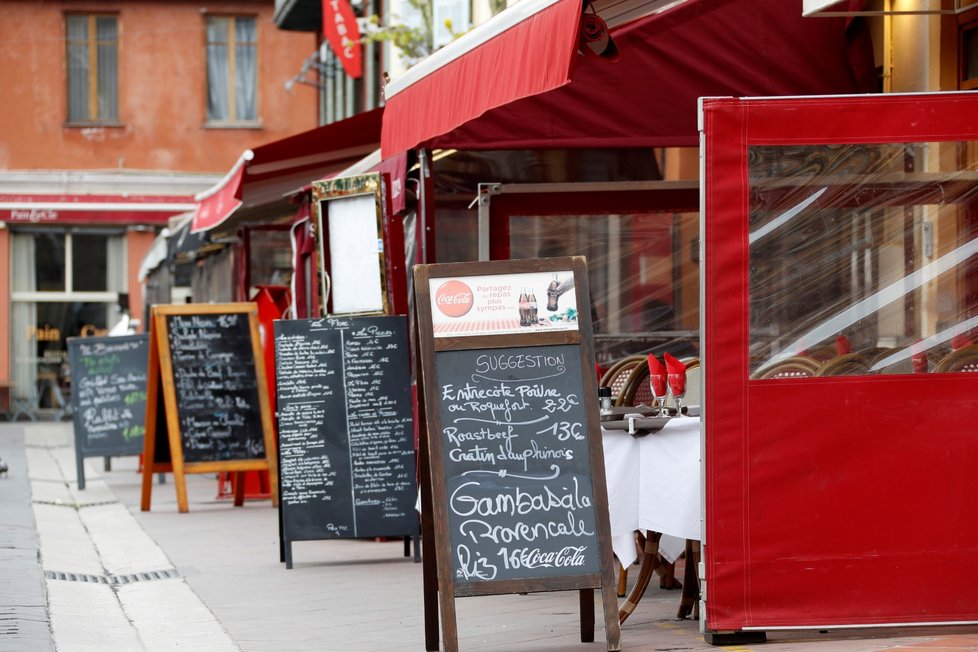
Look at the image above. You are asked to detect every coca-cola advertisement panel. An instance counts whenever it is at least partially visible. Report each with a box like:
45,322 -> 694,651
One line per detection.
428,270 -> 579,338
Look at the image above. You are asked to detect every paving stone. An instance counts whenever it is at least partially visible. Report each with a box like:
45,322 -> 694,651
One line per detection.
32,503 -> 104,576
79,503 -> 173,576
46,581 -> 143,651
118,579 -> 239,652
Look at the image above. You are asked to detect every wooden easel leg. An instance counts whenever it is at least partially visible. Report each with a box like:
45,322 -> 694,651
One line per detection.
421,487 -> 439,650
579,589 -> 595,642
140,460 -> 154,511
173,466 -> 189,513
233,471 -> 245,507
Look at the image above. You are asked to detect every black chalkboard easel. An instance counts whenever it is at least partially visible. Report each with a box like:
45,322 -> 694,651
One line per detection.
413,257 -> 621,652
140,303 -> 278,513
67,334 -> 149,490
273,315 -> 418,568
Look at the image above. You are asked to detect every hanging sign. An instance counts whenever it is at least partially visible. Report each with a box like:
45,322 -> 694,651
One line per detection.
323,0 -> 363,79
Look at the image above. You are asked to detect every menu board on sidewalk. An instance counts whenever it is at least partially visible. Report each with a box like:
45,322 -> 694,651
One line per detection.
434,345 -> 600,582
67,334 -> 149,490
165,311 -> 266,462
413,257 -> 621,652
140,303 -> 278,513
273,316 -> 416,568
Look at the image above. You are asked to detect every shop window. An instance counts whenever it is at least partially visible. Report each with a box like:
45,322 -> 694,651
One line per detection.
66,13 -> 119,124
9,230 -> 126,415
508,212 -> 700,362
205,16 -> 258,124
71,233 -> 110,291
747,142 -> 978,378
248,228 -> 293,296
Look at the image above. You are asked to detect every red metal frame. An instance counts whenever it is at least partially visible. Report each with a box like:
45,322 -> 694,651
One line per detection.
702,93 -> 978,632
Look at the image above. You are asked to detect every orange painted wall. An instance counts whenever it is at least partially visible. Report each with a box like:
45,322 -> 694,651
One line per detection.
0,1 -> 318,174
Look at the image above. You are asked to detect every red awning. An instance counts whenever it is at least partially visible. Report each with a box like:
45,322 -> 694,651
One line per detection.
380,0 -> 584,158
192,108 -> 384,233
380,0 -> 876,156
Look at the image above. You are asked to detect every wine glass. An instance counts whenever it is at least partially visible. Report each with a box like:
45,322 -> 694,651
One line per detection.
668,373 -> 686,417
649,373 -> 668,417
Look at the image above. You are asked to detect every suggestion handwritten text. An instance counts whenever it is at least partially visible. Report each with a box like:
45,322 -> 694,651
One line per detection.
435,345 -> 600,583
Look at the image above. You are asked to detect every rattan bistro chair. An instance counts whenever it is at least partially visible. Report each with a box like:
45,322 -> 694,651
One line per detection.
815,352 -> 871,377
600,355 -> 645,406
750,355 -> 821,380
934,344 -> 978,373
618,362 -> 655,408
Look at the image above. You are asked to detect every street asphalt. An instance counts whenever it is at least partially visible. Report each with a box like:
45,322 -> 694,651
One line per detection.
2,421 -> 978,651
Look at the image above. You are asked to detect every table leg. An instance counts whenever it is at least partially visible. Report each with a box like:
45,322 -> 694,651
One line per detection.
618,531 -> 661,624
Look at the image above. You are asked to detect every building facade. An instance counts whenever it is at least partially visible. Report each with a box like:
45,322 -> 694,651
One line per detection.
0,0 -> 317,416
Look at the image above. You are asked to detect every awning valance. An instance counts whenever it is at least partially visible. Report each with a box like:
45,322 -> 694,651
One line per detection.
381,0 -> 584,158
192,108 -> 384,233
381,0 -> 876,156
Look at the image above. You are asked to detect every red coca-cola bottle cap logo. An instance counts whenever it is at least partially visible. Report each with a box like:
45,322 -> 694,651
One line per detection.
434,280 -> 474,318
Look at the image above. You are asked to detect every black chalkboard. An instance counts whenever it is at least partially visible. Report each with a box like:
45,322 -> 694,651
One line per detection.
141,303 -> 277,513
434,345 -> 601,583
413,257 -> 620,652
67,334 -> 149,489
166,312 -> 266,463
274,316 -> 416,568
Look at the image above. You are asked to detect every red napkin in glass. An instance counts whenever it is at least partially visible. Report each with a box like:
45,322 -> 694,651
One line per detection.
835,334 -> 851,355
647,354 -> 667,398
663,352 -> 687,397
951,333 -> 973,350
595,363 -> 604,384
911,341 -> 928,374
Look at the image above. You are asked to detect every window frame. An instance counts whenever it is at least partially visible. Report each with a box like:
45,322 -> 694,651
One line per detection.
64,12 -> 121,127
204,14 -> 261,128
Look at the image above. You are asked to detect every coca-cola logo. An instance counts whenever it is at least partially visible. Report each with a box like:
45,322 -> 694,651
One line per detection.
434,280 -> 473,318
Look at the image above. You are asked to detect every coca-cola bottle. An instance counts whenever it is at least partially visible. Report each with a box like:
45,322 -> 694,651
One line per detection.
528,290 -> 538,325
518,287 -> 529,326
546,273 -> 560,311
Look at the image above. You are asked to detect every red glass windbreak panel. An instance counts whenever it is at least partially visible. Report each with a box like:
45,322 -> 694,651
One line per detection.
702,93 -> 978,631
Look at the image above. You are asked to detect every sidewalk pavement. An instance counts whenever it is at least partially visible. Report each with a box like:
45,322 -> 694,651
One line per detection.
3,421 -> 978,651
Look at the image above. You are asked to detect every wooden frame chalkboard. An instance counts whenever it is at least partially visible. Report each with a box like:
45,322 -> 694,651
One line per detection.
273,315 -> 418,568
414,257 -> 621,652
140,303 -> 279,513
67,334 -> 149,490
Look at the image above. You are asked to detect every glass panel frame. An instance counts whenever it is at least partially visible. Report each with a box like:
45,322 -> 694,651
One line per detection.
747,141 -> 978,378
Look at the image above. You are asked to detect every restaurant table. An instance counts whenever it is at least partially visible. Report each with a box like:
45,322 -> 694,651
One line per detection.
601,415 -> 702,621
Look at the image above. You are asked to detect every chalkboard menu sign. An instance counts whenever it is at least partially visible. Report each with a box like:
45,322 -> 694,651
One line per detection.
414,257 -> 621,652
67,334 -> 149,490
166,312 -> 266,462
274,316 -> 416,568
435,345 -> 600,582
140,303 -> 278,513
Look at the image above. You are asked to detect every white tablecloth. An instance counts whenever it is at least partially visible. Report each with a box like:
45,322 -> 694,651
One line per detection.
601,416 -> 702,567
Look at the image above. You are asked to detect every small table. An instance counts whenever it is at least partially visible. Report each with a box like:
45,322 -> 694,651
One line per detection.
602,416 -> 702,621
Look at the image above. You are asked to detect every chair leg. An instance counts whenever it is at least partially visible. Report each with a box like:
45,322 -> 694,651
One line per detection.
618,532 -> 661,624
656,557 -> 682,590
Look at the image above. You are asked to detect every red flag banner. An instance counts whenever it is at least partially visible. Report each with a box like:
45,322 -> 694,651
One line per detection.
323,0 -> 363,79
